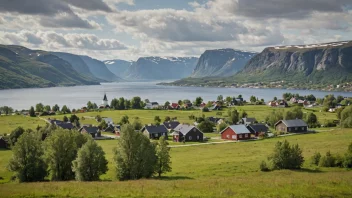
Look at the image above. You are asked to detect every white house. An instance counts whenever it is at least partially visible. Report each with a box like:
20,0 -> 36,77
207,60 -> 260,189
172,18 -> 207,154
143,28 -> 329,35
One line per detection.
144,102 -> 159,109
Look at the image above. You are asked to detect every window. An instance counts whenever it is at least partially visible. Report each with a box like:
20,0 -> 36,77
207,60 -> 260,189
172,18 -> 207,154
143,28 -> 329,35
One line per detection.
232,135 -> 236,139
197,135 -> 199,140
226,135 -> 230,138
288,128 -> 291,132
239,135 -> 243,139
301,127 -> 304,131
245,134 -> 248,138
295,127 -> 298,130
155,133 -> 158,137
189,136 -> 192,140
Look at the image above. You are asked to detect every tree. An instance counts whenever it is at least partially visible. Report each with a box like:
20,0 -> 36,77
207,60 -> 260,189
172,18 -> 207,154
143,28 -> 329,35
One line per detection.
8,132 -> 47,182
87,101 -> 94,110
96,115 -> 102,122
154,116 -> 161,125
336,107 -> 345,120
323,94 -> 336,108
155,136 -> 172,177
217,122 -> 228,132
164,101 -> 170,108
240,111 -> 248,118
164,116 -> 171,122
195,97 -> 203,106
266,110 -> 284,127
343,143 -> 352,168
120,115 -> 129,125
125,99 -> 131,109
63,116 -> 69,122
9,127 -> 25,146
341,106 -> 352,128
250,96 -> 257,103
197,120 -> 215,133
28,106 -> 35,117
44,105 -> 51,112
98,120 -> 108,130
273,97 -> 278,101
92,103 -> 98,109
268,140 -> 304,169
110,98 -> 119,110
237,95 -> 242,99
132,117 -> 143,130
61,105 -> 71,114
225,96 -> 232,104
336,95 -> 344,103
311,152 -> 321,165
70,114 -> 80,123
52,104 -> 60,112
306,113 -> 319,128
285,106 -> 303,120
119,97 -> 125,110
228,110 -> 240,124
131,97 -> 142,109
113,124 -> 157,180
44,129 -> 88,181
35,103 -> 44,112
178,100 -> 183,106
217,95 -> 223,101
0,106 -> 13,115
72,138 -> 108,181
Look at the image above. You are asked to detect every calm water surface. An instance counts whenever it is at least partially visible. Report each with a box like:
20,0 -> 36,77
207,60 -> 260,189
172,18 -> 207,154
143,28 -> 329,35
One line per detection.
1,82 -> 352,110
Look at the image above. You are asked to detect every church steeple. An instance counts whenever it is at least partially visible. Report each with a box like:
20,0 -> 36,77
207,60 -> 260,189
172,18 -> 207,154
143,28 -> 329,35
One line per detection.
102,93 -> 108,107
103,93 -> 108,101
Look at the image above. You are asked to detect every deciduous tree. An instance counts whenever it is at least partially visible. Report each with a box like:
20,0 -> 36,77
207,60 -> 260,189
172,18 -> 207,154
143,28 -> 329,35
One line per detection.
155,136 -> 172,177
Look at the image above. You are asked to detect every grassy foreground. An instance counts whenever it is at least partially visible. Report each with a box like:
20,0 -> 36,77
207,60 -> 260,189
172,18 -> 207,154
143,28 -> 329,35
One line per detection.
0,129 -> 351,197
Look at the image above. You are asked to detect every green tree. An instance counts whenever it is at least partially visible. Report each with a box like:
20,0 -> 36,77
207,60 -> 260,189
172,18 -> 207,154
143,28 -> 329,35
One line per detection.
69,114 -> 80,123
96,115 -> 102,122
319,151 -> 336,167
52,104 -> 60,112
93,103 -> 98,109
9,127 -> 25,146
250,96 -> 257,103
120,115 -> 129,125
217,95 -> 223,101
44,129 -> 88,181
266,110 -> 284,127
217,122 -> 228,132
154,116 -> 161,125
285,106 -> 303,120
132,117 -> 143,130
72,138 -> 108,181
110,98 -> 119,110
237,95 -> 242,99
87,101 -> 94,110
35,103 -> 44,112
228,110 -> 240,124
197,120 -> 215,133
240,111 -> 248,118
29,106 -> 36,117
273,96 -> 278,101
343,143 -> 352,168
225,96 -> 232,104
63,116 -> 69,122
164,116 -> 171,122
164,101 -> 170,108
113,124 -> 157,180
61,105 -> 71,114
341,106 -> 352,128
268,140 -> 304,169
0,106 -> 14,115
195,97 -> 203,106
336,95 -> 344,103
131,97 -> 142,109
155,136 -> 172,177
98,120 -> 108,130
178,100 -> 183,106
323,94 -> 336,108
44,105 -> 51,112
119,97 -> 125,110
7,132 -> 47,182
311,152 -> 321,166
306,113 -> 319,128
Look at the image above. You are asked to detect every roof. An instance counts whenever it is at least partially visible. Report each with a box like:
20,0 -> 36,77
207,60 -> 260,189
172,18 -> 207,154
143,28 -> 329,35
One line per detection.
80,126 -> 99,134
207,117 -> 222,123
143,125 -> 168,134
173,124 -> 201,135
102,117 -> 113,124
55,122 -> 74,130
171,103 -> 179,108
248,124 -> 268,133
151,102 -> 159,105
221,125 -> 251,134
275,119 -> 308,127
103,94 -> 108,101
163,121 -> 180,130
242,118 -> 257,123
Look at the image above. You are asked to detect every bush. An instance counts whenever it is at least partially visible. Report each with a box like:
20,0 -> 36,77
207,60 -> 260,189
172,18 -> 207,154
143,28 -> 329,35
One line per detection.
311,152 -> 321,165
202,107 -> 209,112
259,160 -> 270,172
323,120 -> 337,127
268,140 -> 304,170
319,151 -> 336,167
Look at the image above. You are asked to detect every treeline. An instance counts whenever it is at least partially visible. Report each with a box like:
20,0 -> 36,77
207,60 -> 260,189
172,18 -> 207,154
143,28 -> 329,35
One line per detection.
6,124 -> 171,182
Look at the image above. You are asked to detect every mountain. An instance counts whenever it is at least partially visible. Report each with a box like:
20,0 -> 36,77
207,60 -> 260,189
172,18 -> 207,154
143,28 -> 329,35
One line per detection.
191,49 -> 257,78
52,52 -> 100,82
124,57 -> 198,80
104,59 -> 133,78
0,45 -> 100,89
233,41 -> 352,84
80,56 -> 123,82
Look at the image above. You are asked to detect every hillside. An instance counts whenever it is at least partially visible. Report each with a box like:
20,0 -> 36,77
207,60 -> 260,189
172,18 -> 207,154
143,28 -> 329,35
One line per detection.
0,45 -> 100,89
80,56 -> 123,82
104,59 -> 133,78
233,41 -> 352,84
124,57 -> 198,80
191,49 -> 257,77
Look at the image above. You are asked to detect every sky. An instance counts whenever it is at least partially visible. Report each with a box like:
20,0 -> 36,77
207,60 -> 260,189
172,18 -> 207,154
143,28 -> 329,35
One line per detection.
0,0 -> 351,61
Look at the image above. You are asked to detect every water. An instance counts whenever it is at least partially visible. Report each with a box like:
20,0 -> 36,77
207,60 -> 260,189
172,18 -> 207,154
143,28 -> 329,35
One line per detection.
0,82 -> 351,110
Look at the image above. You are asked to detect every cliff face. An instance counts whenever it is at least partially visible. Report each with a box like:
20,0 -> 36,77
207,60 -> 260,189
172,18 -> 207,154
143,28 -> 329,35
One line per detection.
191,49 -> 257,78
80,56 -> 123,82
124,57 -> 198,81
235,41 -> 352,84
104,59 -> 133,78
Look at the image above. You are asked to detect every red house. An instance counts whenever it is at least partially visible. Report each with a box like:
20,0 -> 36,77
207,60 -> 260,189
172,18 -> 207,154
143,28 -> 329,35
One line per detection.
221,125 -> 251,141
170,103 -> 180,109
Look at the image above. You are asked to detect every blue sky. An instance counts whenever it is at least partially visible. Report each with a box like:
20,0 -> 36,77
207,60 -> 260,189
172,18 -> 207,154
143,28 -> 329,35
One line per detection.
0,0 -> 351,61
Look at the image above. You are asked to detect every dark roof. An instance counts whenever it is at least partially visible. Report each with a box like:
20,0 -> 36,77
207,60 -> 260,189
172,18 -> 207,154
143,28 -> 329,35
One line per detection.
221,125 -> 251,134
103,94 -> 108,101
163,121 -> 180,130
80,126 -> 99,134
275,119 -> 308,127
55,122 -> 74,130
174,124 -> 202,135
247,124 -> 268,133
242,118 -> 257,123
143,125 -> 168,134
207,117 -> 222,123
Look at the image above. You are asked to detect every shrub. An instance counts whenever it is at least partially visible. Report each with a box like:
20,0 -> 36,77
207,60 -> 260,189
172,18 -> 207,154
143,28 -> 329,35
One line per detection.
259,160 -> 270,172
319,151 -> 336,167
311,152 -> 321,165
202,107 -> 209,112
268,140 -> 304,170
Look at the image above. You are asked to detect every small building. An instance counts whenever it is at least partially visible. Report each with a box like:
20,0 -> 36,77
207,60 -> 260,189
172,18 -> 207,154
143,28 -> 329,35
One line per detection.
145,102 -> 159,109
163,121 -> 180,130
141,125 -> 168,139
274,119 -> 308,133
104,124 -> 117,133
221,125 -> 251,141
247,124 -> 269,136
172,124 -> 203,142
170,103 -> 180,110
0,136 -> 8,149
207,117 -> 224,125
79,126 -> 101,138
183,103 -> 193,109
241,117 -> 257,125
102,117 -> 114,125
209,104 -> 221,111
48,119 -> 74,130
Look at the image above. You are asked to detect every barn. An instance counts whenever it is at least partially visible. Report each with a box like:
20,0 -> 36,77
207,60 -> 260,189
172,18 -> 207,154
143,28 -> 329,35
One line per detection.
221,125 -> 251,140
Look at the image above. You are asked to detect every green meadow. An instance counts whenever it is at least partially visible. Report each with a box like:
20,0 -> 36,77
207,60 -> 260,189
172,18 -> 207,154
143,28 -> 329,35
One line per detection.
0,106 -> 350,197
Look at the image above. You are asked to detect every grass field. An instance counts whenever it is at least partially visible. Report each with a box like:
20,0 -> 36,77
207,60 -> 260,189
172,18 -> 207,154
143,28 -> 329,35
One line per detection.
0,129 -> 351,197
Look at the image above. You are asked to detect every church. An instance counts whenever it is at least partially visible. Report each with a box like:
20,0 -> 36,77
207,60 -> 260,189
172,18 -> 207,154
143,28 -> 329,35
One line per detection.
100,93 -> 110,109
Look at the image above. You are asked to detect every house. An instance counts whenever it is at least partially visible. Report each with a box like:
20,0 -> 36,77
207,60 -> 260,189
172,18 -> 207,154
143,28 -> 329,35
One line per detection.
290,97 -> 298,103
247,124 -> 269,136
274,119 -> 308,133
104,124 -> 117,132
170,103 -> 180,109
0,136 -> 7,149
141,125 -> 168,139
102,117 -> 114,125
79,125 -> 101,138
298,100 -> 310,106
144,102 -> 159,109
183,103 -> 193,109
241,117 -> 257,125
163,121 -> 180,130
114,125 -> 122,137
207,117 -> 224,125
209,104 -> 221,110
172,124 -> 203,142
267,100 -> 288,108
48,119 -> 74,130
221,125 -> 251,140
